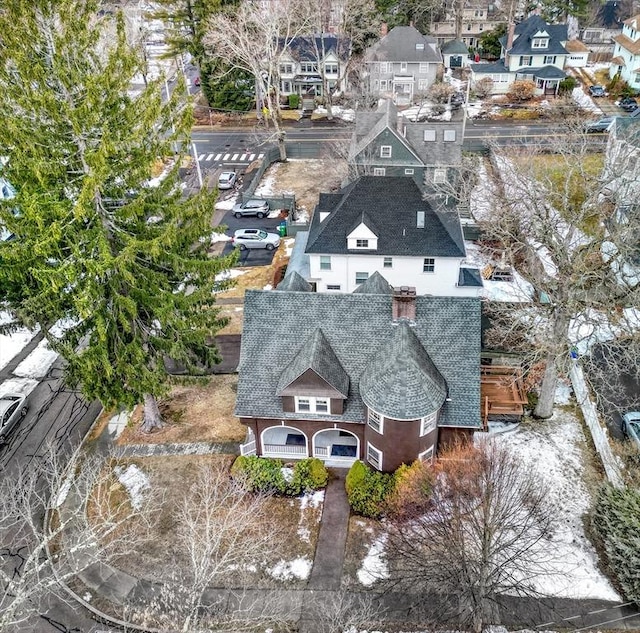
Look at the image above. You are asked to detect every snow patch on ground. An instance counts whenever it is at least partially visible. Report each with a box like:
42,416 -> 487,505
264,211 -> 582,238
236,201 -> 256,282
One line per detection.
300,490 -> 324,511
107,410 -> 131,440
0,312 -> 38,371
314,105 -> 355,122
357,534 -> 389,586
13,338 -> 59,379
284,237 -> 295,257
268,556 -> 312,581
209,232 -> 231,243
214,194 -> 239,211
254,165 -> 280,197
114,464 -> 150,510
215,269 -> 247,282
0,377 -> 39,398
572,87 -> 600,113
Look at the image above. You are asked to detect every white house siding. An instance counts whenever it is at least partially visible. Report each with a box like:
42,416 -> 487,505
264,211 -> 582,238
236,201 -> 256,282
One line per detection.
308,253 -> 479,296
506,52 -> 566,72
565,52 -> 588,67
609,39 -> 640,90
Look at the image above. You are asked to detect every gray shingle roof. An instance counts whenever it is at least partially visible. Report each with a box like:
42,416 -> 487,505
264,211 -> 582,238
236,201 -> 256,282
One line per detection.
360,320 -> 448,419
517,65 -> 566,79
458,267 -> 484,287
366,26 -> 442,63
235,290 -> 482,428
442,39 -> 469,54
352,271 -> 394,294
306,176 -> 466,258
280,35 -> 351,62
277,328 -> 350,397
507,16 -> 568,56
276,271 -> 313,292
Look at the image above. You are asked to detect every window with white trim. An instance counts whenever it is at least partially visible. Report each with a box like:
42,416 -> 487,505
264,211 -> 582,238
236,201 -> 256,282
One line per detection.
401,61 -> 407,72
380,145 -> 392,158
355,271 -> 369,285
320,255 -> 331,270
519,55 -> 533,66
295,396 -> 330,414
383,257 -> 393,268
443,129 -> 456,142
300,62 -> 318,73
423,129 -> 436,141
417,210 -> 425,228
356,239 -> 369,248
367,443 -> 383,470
532,37 -> 548,49
418,79 -> 428,90
405,168 -> 414,175
380,79 -> 388,90
419,446 -> 434,463
420,411 -> 438,436
419,62 -> 428,73
434,168 -> 446,184
367,409 -> 383,433
544,55 -> 556,64
423,257 -> 435,273
280,63 -> 293,74
373,167 -> 386,176
325,63 -> 338,74
327,284 -> 341,291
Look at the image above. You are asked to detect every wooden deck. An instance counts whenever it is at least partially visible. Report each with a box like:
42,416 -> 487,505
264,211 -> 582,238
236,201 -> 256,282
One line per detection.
480,365 -> 528,430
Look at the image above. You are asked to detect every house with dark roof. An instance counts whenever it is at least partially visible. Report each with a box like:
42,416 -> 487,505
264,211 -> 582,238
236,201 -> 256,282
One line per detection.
349,99 -> 463,187
609,14 -> 640,92
278,35 -> 351,97
304,175 -> 483,295
364,25 -> 443,104
235,282 -> 482,472
469,16 -> 575,95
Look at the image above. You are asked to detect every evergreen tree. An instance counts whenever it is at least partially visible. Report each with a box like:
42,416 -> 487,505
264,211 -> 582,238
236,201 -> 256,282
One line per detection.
0,0 -> 236,431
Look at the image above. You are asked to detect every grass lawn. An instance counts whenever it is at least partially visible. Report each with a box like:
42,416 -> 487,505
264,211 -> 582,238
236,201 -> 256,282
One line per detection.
342,515 -> 384,589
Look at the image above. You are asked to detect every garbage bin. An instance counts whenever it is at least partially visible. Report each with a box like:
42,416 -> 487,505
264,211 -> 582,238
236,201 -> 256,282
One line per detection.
278,221 -> 287,237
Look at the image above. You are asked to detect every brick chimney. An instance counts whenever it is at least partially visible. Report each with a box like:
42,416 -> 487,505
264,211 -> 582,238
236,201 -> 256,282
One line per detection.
380,22 -> 388,37
505,22 -> 515,65
392,286 -> 417,321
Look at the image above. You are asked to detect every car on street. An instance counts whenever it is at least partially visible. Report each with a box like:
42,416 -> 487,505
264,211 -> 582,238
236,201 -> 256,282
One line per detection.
450,92 -> 465,108
617,96 -> 638,112
217,171 -> 238,190
588,85 -> 607,97
623,411 -> 640,449
585,116 -> 615,133
232,228 -> 280,250
0,393 -> 28,444
232,199 -> 270,218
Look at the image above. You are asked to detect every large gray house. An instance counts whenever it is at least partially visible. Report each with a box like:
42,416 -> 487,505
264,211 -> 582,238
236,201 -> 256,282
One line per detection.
364,25 -> 443,104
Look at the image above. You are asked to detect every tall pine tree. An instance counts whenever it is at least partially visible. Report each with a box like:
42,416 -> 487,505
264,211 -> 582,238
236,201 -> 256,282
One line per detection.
0,0 -> 236,431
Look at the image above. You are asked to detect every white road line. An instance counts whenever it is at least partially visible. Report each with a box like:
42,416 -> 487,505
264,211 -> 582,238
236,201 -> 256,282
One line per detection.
258,153 -> 264,159
198,154 -> 205,160
249,154 -> 256,160
206,153 -> 214,161
231,153 -> 239,160
214,153 -> 222,161
223,153 -> 230,160
240,153 -> 248,160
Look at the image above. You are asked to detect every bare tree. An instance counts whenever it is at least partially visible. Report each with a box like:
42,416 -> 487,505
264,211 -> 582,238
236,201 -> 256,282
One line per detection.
205,0 -> 311,161
129,461 -> 293,631
385,440 -> 555,633
479,131 -> 640,418
306,590 -> 386,633
0,446 -> 156,630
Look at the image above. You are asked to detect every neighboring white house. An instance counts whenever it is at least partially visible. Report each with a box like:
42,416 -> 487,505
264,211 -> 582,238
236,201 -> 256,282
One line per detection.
364,25 -> 443,105
609,14 -> 640,92
304,175 -> 483,296
564,38 -> 590,67
469,15 -> 573,95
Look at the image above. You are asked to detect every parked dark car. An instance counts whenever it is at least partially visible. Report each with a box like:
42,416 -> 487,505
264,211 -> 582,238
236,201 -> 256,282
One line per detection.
588,85 -> 607,97
450,92 -> 465,108
585,116 -> 615,133
618,96 -> 638,112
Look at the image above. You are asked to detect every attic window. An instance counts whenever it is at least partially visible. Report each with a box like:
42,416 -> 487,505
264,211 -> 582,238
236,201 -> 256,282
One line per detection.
380,145 -> 392,158
532,37 -> 548,48
417,211 -> 425,228
443,129 -> 456,142
423,129 -> 436,142
416,43 -> 424,50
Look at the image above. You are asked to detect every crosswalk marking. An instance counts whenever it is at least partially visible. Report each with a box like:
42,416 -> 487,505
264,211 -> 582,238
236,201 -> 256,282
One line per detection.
231,153 -> 239,160
240,153 -> 247,160
206,153 -> 214,161
223,153 -> 230,160
198,153 -> 205,160
215,153 -> 222,161
196,151 -> 265,164
249,154 -> 256,160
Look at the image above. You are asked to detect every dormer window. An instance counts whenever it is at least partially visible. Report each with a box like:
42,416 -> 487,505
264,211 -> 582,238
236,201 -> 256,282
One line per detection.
380,145 -> 392,158
356,239 -> 369,248
416,43 -> 424,50
295,396 -> 329,413
532,37 -> 548,49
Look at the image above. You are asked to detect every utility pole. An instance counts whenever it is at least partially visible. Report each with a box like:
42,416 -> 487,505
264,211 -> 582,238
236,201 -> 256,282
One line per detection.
191,141 -> 204,190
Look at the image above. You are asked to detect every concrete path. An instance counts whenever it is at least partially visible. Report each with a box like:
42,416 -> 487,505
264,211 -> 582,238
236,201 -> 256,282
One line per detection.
307,468 -> 350,590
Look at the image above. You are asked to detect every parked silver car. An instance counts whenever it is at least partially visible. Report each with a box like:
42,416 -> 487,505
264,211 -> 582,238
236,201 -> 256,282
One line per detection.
232,228 -> 280,251
217,171 -> 237,190
232,199 -> 270,219
0,393 -> 28,444
622,411 -> 640,449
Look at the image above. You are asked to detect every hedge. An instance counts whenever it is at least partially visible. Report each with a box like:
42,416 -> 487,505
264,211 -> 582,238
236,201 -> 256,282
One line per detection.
345,460 -> 396,518
231,456 -> 328,496
592,484 -> 640,602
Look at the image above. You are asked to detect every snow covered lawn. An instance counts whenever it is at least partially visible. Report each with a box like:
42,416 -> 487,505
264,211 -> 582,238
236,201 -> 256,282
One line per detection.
0,311 -> 38,371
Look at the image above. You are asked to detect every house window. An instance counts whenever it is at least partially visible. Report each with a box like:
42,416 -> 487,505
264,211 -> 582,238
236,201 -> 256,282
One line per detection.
420,411 -> 438,436
443,129 -> 456,142
418,446 -> 434,463
380,145 -> 392,158
300,62 -> 318,73
356,239 -> 369,248
636,72 -> 640,83
419,62 -> 428,73
367,442 -> 383,470
405,168 -> 414,175
417,210 -> 425,228
383,257 -> 393,268
373,168 -> 386,176
415,43 -> 425,50
519,56 -> 533,66
367,409 -> 383,433
280,63 -> 293,74
326,284 -> 341,291
544,55 -> 556,64
401,62 -> 407,72
325,63 -> 338,74
320,255 -> 331,270
355,272 -> 369,285
532,38 -> 548,49
434,168 -> 446,184
281,81 -> 291,92
418,79 -> 428,90
380,62 -> 389,73
295,396 -> 330,414
423,129 -> 436,141
423,257 -> 435,273
380,79 -> 388,90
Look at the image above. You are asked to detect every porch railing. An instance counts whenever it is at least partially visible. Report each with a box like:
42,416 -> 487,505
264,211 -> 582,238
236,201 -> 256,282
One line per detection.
314,446 -> 329,457
263,443 -> 307,456
240,440 -> 256,456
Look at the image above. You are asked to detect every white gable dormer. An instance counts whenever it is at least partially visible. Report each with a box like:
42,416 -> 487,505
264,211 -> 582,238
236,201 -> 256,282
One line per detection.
531,30 -> 550,49
347,222 -> 378,250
